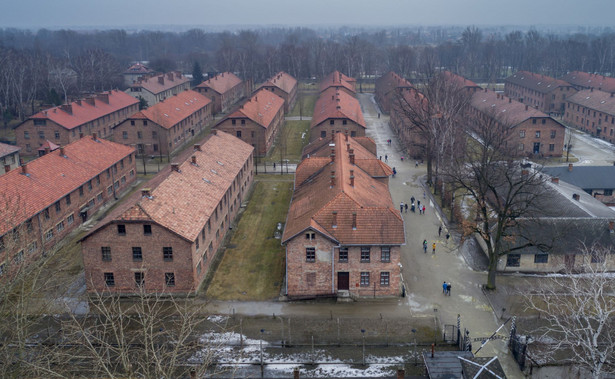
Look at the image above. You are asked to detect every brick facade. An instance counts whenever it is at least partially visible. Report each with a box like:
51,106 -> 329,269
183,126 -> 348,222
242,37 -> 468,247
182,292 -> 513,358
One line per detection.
126,72 -> 191,106
504,71 -> 577,116
195,72 -> 246,114
259,72 -> 298,113
0,143 -> 20,174
564,89 -> 615,143
375,72 -> 413,114
310,87 -> 366,143
15,90 -> 139,156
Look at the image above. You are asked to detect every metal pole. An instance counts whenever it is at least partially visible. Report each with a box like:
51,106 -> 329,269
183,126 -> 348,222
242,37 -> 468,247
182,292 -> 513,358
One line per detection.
311,335 -> 315,364
412,328 -> 417,366
361,329 -> 366,365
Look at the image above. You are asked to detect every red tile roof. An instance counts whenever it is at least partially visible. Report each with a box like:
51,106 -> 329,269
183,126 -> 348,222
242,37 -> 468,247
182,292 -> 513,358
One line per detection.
134,90 -> 211,130
259,71 -> 297,95
0,142 -> 20,157
123,62 -> 154,75
28,90 -> 138,130
37,140 -> 60,152
505,71 -> 572,94
311,87 -> 366,129
0,136 -> 135,236
470,89 -> 552,126
376,71 -> 413,95
567,89 -> 615,116
222,89 -> 284,129
283,133 -> 403,245
319,71 -> 356,94
561,71 -> 615,93
195,72 -> 243,95
129,72 -> 190,95
440,71 -> 481,90
87,131 -> 253,242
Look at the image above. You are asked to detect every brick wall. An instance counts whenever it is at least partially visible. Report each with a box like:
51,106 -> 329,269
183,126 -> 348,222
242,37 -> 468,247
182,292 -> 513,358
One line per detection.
311,120 -> 365,143
510,118 -> 565,157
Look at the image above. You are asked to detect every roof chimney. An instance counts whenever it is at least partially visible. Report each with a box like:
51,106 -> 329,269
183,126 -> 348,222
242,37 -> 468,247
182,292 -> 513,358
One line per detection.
345,130 -> 348,141
350,170 -> 355,187
346,143 -> 350,151
44,147 -> 50,155
568,163 -> 573,172
158,76 -> 164,85
352,212 -> 357,230
171,163 -> 180,172
141,188 -> 151,197
509,98 -> 512,103
332,211 -> 337,228
59,146 -> 65,157
92,133 -> 97,141
330,170 -> 335,187
551,177 -> 559,184
609,221 -> 614,233
572,193 -> 580,201
525,105 -> 529,111
212,130 -> 217,136
79,132 -> 84,139
191,155 -> 197,165
21,163 -> 27,175
96,93 -> 109,104
4,165 -> 10,173
194,144 -> 202,151
60,104 -> 73,115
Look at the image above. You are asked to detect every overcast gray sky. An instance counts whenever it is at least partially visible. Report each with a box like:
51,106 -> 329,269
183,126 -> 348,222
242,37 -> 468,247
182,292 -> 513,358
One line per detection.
1,0 -> 613,29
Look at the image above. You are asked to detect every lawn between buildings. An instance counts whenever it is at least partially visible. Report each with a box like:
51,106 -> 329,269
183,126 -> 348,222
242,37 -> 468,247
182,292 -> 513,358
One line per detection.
263,119 -> 310,164
205,176 -> 293,300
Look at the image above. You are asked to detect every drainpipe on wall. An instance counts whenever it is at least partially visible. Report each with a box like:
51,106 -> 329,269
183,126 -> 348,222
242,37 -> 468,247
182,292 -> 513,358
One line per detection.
332,246 -> 335,294
285,245 -> 288,296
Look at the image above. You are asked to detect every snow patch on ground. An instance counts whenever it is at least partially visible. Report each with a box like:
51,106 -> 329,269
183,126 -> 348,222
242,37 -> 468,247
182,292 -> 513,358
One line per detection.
206,315 -> 229,324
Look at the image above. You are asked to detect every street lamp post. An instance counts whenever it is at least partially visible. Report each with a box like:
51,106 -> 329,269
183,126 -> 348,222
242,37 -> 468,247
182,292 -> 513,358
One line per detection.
412,328 -> 417,366
260,328 -> 265,376
361,329 -> 366,366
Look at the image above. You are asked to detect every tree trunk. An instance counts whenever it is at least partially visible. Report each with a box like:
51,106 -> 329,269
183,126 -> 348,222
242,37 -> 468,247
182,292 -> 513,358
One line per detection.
486,252 -> 498,290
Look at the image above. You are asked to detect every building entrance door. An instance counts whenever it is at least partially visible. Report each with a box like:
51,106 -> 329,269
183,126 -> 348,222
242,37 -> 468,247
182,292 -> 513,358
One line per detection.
533,142 -> 540,154
338,272 -> 349,290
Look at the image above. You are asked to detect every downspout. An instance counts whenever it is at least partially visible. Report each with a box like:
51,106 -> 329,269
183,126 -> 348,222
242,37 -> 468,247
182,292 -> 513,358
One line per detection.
284,245 -> 288,296
332,246 -> 335,294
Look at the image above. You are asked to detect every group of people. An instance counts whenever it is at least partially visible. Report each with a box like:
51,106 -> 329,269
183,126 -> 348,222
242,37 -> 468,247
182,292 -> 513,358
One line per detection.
400,196 -> 425,214
422,239 -> 437,254
442,281 -> 452,296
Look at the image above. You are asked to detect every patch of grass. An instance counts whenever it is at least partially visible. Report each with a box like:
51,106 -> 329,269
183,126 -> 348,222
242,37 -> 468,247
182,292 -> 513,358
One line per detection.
263,120 -> 310,163
288,93 -> 317,118
206,179 -> 293,300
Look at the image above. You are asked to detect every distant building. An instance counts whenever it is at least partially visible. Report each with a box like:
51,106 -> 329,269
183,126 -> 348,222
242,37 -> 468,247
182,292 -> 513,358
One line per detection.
387,85 -> 428,159
122,62 -> 155,86
258,71 -> 298,112
81,131 -> 254,294
374,71 -> 413,114
126,72 -> 191,106
195,72 -> 246,114
470,89 -> 566,157
560,71 -> 615,93
504,71 -> 577,115
282,133 -> 404,299
0,143 -> 20,174
0,135 -> 136,278
319,71 -> 356,96
310,87 -> 366,142
15,90 -> 139,156
564,89 -> 615,143
113,90 -> 212,157
543,164 -> 615,206
214,89 -> 284,156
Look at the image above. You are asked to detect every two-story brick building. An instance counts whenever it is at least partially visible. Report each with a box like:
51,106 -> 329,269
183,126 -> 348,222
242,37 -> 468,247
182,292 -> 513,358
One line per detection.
470,89 -> 566,157
81,131 -> 254,294
258,71 -> 298,113
310,87 -> 366,142
214,89 -> 284,156
15,90 -> 139,156
374,71 -> 413,114
195,72 -> 246,114
282,133 -> 404,299
0,143 -> 20,174
0,135 -> 136,277
125,72 -> 191,106
564,89 -> 615,143
560,71 -> 615,93
504,71 -> 577,116
113,90 -> 212,157
319,71 -> 356,96
122,62 -> 155,86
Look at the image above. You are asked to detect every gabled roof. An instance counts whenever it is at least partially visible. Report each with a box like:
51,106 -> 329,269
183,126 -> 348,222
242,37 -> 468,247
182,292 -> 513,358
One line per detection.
221,89 -> 284,129
85,131 -> 253,243
376,71 -> 413,95
27,90 -> 138,130
0,142 -> 20,157
561,71 -> 615,93
470,89 -> 561,127
282,133 -> 404,245
319,71 -> 356,94
37,140 -> 60,152
505,71 -> 572,94
129,72 -> 189,95
259,71 -> 297,95
123,62 -> 154,75
543,165 -> 615,190
440,71 -> 481,90
311,87 -> 366,129
566,89 -> 615,116
0,136 -> 135,236
132,90 -> 211,130
195,72 -> 243,95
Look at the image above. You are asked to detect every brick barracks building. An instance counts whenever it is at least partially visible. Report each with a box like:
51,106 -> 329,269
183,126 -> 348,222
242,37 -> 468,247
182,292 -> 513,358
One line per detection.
195,72 -> 247,115
0,135 -> 136,278
282,133 -> 404,299
258,71 -> 298,113
125,71 -> 191,106
564,89 -> 615,143
81,131 -> 254,294
310,86 -> 366,143
15,90 -> 139,156
504,71 -> 577,116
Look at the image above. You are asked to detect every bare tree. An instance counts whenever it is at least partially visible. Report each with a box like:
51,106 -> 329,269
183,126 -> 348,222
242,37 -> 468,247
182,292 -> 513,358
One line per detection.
523,245 -> 615,379
443,110 -> 548,290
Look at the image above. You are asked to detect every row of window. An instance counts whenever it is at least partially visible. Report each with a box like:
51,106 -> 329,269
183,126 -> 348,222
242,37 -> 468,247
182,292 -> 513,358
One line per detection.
305,246 -> 391,263
519,130 -> 556,138
320,130 -> 357,138
506,252 -> 609,267
101,246 -> 173,262
104,272 -> 175,287
359,271 -> 390,286
518,143 -> 555,152
123,130 -> 156,139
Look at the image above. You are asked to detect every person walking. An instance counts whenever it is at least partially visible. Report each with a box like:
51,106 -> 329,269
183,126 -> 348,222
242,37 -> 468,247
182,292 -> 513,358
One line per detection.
446,233 -> 450,243
404,203 -> 408,213
422,205 -> 426,215
400,202 -> 404,214
385,154 -> 388,162
423,240 -> 428,254
442,281 -> 447,295
379,156 -> 382,161
446,282 -> 452,296
438,226 -> 442,237
401,156 -> 404,162
432,242 -> 436,254
410,196 -> 415,204
273,162 -> 276,170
